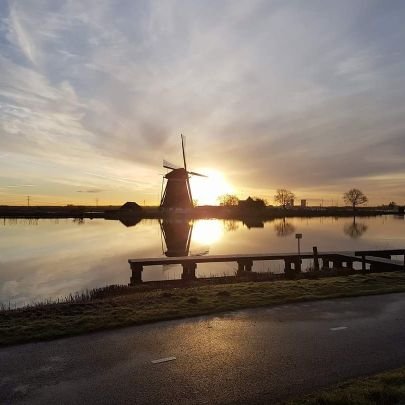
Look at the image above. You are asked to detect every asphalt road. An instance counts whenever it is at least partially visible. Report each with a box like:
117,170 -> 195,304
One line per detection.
1,293 -> 405,404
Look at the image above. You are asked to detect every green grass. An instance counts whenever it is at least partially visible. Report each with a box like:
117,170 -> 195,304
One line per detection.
2,272 -> 405,346
285,367 -> 405,405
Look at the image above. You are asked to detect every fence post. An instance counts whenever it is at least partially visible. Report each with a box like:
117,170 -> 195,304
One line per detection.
403,250 -> 405,271
313,246 -> 319,271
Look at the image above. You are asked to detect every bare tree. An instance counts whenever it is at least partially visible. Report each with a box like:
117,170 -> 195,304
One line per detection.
274,189 -> 295,208
218,194 -> 239,206
343,188 -> 368,210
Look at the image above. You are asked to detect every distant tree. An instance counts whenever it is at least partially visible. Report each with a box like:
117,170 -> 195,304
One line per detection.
343,188 -> 368,210
218,194 -> 239,206
388,201 -> 397,209
274,189 -> 295,208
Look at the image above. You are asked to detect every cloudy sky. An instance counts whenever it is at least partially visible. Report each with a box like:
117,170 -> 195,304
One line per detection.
1,0 -> 405,206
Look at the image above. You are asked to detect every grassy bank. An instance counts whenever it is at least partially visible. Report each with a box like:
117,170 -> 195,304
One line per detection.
285,366 -> 405,405
1,272 -> 405,346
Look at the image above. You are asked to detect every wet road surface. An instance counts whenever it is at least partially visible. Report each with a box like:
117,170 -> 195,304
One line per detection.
1,293 -> 405,404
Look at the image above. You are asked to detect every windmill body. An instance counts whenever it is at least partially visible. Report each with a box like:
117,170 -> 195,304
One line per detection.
160,135 -> 206,209
161,168 -> 193,209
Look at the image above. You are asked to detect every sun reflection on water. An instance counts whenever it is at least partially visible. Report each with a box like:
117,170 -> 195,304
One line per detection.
192,220 -> 224,245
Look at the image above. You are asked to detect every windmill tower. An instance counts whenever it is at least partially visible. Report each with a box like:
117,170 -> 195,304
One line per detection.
160,135 -> 206,209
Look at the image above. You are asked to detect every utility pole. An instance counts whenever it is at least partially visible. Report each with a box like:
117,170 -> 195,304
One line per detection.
27,195 -> 30,207
96,198 -> 99,207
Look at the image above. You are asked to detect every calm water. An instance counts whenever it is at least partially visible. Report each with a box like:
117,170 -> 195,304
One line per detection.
1,216 -> 404,306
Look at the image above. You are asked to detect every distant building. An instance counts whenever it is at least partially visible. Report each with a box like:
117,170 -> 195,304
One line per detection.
300,199 -> 307,208
238,196 -> 266,210
120,201 -> 142,213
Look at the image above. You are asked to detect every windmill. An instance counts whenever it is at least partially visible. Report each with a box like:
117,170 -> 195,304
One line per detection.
160,135 -> 207,209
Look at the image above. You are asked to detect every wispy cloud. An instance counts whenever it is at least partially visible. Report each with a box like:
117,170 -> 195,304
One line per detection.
0,184 -> 35,189
0,0 -> 405,203
76,189 -> 103,193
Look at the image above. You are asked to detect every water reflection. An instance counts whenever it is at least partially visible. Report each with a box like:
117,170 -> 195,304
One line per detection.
243,218 -> 264,229
343,217 -> 368,239
274,218 -> 296,237
192,220 -> 223,245
1,216 -> 404,306
160,219 -> 193,257
119,217 -> 142,228
224,220 -> 239,232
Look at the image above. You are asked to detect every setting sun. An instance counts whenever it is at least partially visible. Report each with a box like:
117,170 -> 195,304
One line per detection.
190,169 -> 234,206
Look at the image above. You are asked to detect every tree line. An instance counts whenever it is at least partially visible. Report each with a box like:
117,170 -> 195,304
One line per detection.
219,188 -> 370,210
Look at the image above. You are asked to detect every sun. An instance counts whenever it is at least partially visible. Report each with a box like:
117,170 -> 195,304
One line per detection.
190,168 -> 234,206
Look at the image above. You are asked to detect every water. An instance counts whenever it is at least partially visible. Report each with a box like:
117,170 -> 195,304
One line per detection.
1,216 -> 404,307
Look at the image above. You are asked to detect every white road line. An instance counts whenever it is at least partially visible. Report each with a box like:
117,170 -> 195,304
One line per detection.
151,356 -> 176,364
330,326 -> 348,331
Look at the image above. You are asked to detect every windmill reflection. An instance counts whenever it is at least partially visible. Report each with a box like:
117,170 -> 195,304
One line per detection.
274,218 -> 295,237
343,217 -> 368,239
159,219 -> 210,280
160,219 -> 193,257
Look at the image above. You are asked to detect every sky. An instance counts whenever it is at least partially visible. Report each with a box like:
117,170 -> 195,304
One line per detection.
0,0 -> 405,206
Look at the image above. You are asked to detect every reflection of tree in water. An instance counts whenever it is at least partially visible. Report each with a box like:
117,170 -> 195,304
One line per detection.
343,217 -> 368,239
73,218 -> 85,225
274,218 -> 295,237
224,220 -> 239,232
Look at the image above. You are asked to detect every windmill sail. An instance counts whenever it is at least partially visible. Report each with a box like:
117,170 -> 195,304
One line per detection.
181,134 -> 193,204
163,160 -> 180,170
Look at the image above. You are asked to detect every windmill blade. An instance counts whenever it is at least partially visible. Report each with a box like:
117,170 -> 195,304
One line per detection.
163,159 -> 180,170
181,134 -> 193,204
181,134 -> 187,171
187,170 -> 208,177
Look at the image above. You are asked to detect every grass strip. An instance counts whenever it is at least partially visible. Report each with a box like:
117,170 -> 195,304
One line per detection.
284,366 -> 405,405
1,272 -> 405,346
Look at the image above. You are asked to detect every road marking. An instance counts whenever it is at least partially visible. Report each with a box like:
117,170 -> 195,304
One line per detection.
151,356 -> 176,364
330,326 -> 348,331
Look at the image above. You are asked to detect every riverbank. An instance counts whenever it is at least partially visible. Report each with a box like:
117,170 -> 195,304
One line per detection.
2,271 -> 405,346
0,204 -> 399,221
285,366 -> 405,405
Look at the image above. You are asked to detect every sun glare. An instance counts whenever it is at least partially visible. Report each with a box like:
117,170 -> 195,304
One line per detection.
190,169 -> 233,206
192,220 -> 224,245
